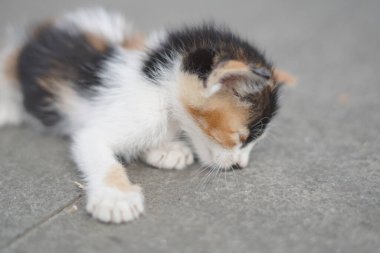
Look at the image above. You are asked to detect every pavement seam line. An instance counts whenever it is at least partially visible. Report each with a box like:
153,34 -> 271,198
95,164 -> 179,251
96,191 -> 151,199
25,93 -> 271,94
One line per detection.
2,194 -> 83,250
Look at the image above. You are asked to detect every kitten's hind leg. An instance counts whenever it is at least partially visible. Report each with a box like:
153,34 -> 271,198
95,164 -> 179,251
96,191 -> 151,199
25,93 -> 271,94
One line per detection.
72,129 -> 144,223
141,141 -> 194,170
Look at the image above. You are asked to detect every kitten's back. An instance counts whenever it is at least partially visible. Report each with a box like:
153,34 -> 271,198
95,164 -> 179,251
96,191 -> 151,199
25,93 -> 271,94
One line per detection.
0,8 -> 140,133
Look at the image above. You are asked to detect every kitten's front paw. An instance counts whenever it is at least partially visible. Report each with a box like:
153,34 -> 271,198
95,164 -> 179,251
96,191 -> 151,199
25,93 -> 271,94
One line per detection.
142,142 -> 194,170
86,185 -> 144,224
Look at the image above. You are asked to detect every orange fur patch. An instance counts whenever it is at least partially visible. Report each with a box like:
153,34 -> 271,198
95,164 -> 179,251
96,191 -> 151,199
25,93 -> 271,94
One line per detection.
221,60 -> 249,71
84,33 -> 108,52
36,77 -> 79,113
122,33 -> 145,50
188,106 -> 245,148
105,165 -> 138,192
37,77 -> 70,95
273,69 -> 297,85
180,73 -> 206,107
4,50 -> 19,82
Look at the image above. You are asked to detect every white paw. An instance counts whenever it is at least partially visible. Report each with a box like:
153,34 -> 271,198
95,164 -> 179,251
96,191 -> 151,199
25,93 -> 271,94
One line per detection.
86,185 -> 144,224
142,142 -> 194,170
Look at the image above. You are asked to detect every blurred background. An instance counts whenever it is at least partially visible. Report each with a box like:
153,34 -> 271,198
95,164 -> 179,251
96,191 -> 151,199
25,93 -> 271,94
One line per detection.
1,0 -> 379,253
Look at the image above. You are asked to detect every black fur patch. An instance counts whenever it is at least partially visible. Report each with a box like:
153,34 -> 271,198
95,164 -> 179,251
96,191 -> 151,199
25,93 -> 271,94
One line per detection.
17,26 -> 114,126
243,85 -> 280,147
142,24 -> 272,82
182,48 -> 215,81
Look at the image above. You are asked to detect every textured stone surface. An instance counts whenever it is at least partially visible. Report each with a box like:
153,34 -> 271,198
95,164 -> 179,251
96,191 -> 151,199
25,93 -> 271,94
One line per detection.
0,128 -> 81,248
1,0 -> 379,252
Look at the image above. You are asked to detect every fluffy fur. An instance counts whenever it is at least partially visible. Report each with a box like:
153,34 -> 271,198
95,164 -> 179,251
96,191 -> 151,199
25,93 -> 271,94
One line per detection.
0,8 -> 289,223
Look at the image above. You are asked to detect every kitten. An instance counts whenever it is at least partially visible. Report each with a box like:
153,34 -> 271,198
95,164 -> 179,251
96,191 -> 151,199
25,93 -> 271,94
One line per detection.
0,8 -> 292,223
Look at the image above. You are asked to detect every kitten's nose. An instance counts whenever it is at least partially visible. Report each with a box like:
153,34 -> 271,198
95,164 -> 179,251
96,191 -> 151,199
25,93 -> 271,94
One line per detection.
230,164 -> 243,170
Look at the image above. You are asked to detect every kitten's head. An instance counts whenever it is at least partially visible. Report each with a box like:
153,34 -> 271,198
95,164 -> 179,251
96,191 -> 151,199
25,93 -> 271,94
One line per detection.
178,47 -> 286,170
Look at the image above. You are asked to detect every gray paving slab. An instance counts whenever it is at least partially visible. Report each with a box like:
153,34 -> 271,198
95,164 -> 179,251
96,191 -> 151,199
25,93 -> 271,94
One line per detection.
1,0 -> 380,252
0,128 -> 81,248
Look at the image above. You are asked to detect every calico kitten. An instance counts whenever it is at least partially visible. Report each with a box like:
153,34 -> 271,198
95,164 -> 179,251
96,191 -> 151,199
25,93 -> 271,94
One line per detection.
0,8 -> 293,223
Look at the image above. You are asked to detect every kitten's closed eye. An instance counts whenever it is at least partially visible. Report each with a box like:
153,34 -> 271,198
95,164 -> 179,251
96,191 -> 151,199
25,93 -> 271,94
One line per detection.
251,66 -> 271,79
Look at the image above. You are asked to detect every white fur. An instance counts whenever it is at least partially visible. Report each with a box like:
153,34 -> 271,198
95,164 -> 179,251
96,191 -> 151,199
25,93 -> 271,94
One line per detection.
86,184 -> 144,223
55,7 -> 133,44
141,141 -> 194,170
71,48 -> 170,222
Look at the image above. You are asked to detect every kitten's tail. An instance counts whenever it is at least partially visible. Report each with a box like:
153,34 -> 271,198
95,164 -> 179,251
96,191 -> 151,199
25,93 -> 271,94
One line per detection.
0,26 -> 25,127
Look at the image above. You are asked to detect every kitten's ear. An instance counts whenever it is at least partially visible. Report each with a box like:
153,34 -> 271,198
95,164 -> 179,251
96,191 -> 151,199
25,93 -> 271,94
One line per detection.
273,68 -> 297,86
183,48 -> 216,80
204,60 -> 262,97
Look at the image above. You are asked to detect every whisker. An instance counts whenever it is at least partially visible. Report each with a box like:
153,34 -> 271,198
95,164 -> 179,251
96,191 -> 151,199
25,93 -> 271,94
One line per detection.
224,166 -> 228,187
205,166 -> 220,187
230,163 -> 240,187
210,165 -> 221,185
197,165 -> 216,190
192,163 -> 213,181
